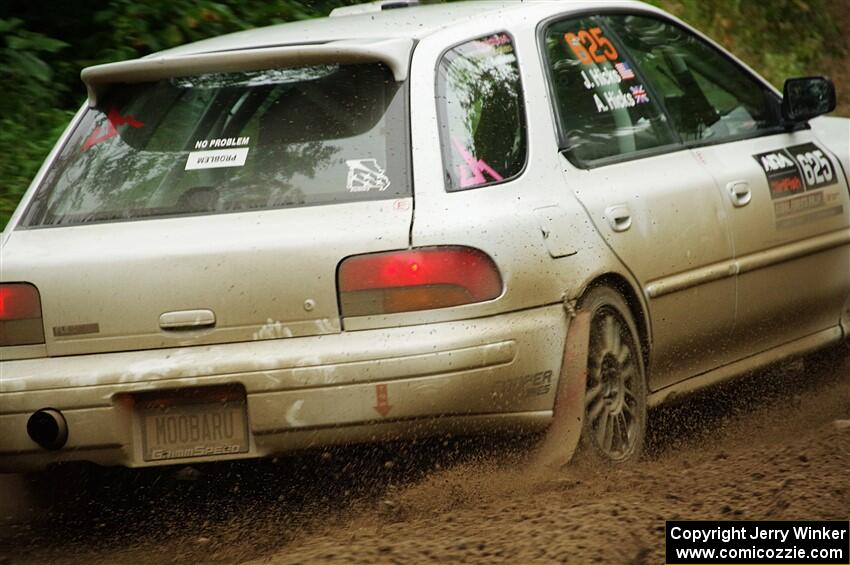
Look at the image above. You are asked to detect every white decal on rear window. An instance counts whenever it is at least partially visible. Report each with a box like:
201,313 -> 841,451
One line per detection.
193,137 -> 250,150
185,148 -> 249,170
346,159 -> 391,192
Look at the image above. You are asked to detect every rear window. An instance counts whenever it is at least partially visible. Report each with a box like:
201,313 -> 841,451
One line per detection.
22,63 -> 410,228
436,32 -> 527,191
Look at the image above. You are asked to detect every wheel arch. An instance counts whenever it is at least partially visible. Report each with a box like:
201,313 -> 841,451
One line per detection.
578,273 -> 651,369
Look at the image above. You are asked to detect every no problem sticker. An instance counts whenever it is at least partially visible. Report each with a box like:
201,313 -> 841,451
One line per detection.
185,147 -> 249,170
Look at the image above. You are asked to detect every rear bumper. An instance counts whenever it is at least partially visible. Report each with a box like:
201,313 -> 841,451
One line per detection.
0,305 -> 567,471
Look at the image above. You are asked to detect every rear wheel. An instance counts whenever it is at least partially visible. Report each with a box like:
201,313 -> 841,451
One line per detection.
578,286 -> 647,464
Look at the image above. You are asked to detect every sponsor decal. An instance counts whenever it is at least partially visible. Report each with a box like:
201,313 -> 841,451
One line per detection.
564,27 -> 644,117
787,143 -> 836,190
774,191 -> 825,218
193,136 -> 250,150
564,27 -> 619,65
754,143 -> 842,229
452,138 -> 504,188
754,149 -> 807,199
754,143 -> 837,199
346,158 -> 391,192
185,147 -> 249,170
776,205 -> 844,230
497,370 -> 554,398
52,323 -> 100,337
150,444 -> 242,461
759,151 -> 796,172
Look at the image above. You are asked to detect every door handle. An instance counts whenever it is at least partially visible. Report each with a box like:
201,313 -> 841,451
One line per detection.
159,309 -> 216,330
727,181 -> 752,207
605,205 -> 632,232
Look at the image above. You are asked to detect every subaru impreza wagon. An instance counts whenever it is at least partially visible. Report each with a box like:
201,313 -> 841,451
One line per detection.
2,0 -> 849,471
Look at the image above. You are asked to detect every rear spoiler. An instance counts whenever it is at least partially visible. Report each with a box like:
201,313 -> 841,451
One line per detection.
80,37 -> 413,106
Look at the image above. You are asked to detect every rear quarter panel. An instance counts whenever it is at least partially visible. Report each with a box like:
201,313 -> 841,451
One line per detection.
373,6 -> 647,333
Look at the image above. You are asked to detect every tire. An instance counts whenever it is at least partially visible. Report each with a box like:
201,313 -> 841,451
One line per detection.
576,285 -> 647,464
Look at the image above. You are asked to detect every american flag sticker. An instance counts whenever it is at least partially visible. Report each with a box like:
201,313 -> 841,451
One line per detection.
630,84 -> 650,104
615,62 -> 635,80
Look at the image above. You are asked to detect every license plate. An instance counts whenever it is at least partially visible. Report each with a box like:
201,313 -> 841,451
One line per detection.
137,387 -> 250,462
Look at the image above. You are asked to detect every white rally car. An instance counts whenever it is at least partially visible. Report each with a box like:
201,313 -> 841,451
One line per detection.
1,0 -> 848,471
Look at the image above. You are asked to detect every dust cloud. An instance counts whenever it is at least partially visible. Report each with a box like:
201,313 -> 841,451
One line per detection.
2,350 -> 848,564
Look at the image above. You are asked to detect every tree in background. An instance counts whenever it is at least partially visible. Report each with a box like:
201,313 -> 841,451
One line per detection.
1,0 -> 847,228
0,18 -> 74,221
0,0 -> 363,226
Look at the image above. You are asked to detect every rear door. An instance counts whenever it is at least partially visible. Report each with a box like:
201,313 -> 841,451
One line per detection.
539,16 -> 738,390
604,13 -> 850,359
5,62 -> 413,356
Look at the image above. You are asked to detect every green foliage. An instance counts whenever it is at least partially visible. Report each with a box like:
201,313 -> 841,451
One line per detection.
1,0 -> 848,229
648,0 -> 847,88
0,108 -> 75,224
87,1 -> 321,62
0,1 -> 361,229
0,17 -> 75,226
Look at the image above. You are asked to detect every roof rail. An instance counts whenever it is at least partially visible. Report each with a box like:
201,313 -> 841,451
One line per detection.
330,1 -> 421,17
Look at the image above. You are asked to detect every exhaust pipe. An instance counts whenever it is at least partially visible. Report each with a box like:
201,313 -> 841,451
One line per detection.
27,409 -> 68,450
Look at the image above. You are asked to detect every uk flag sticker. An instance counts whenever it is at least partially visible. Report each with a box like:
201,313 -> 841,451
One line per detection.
630,84 -> 650,104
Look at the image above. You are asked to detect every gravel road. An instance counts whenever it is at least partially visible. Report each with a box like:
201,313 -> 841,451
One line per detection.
2,350 -> 848,564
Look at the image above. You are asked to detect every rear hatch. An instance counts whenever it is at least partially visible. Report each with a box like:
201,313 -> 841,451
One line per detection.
5,56 -> 412,357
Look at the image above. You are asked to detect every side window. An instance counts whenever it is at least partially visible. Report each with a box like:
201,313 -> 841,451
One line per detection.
542,17 -> 677,167
603,14 -> 783,144
436,33 -> 527,191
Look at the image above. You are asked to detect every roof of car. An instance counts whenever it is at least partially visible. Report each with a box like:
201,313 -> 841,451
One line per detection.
158,0 -> 650,57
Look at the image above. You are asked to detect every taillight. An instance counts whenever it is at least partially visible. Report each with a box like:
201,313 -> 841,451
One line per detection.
338,246 -> 503,317
0,283 -> 45,346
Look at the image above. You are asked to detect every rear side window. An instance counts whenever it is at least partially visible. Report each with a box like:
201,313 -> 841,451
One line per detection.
436,33 -> 527,191
602,14 -> 783,144
22,63 -> 409,228
542,17 -> 677,167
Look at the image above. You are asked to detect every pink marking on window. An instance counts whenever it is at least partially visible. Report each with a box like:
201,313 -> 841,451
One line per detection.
82,108 -> 145,151
452,137 -> 504,188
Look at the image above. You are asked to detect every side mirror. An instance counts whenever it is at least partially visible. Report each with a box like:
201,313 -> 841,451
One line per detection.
782,76 -> 836,123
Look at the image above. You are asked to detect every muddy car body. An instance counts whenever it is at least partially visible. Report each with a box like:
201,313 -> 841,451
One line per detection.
2,0 -> 849,471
